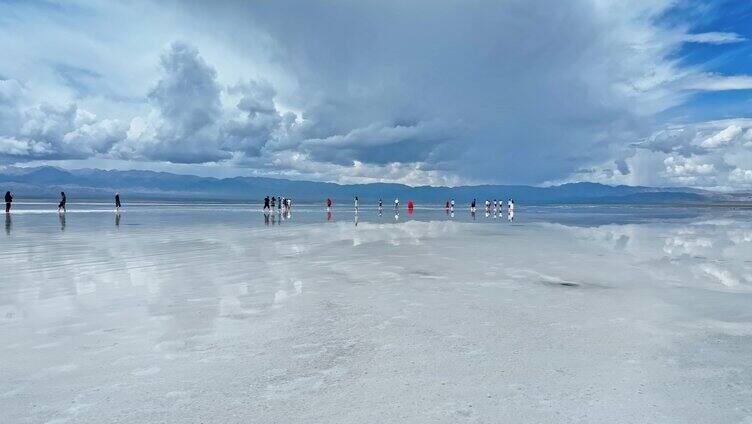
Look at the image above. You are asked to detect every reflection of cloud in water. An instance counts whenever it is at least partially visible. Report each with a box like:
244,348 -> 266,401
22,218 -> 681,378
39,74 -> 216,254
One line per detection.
544,217 -> 752,293
3,209 -> 752,423
697,264 -> 741,288
663,236 -> 713,256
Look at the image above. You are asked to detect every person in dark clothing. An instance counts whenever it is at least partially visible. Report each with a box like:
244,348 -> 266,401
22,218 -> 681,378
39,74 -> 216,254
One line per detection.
270,196 -> 276,209
263,196 -> 270,211
4,191 -> 12,213
115,193 -> 122,212
57,192 -> 66,213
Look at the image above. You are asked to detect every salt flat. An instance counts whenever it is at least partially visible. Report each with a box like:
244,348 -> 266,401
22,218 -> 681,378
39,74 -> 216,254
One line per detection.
1,204 -> 751,423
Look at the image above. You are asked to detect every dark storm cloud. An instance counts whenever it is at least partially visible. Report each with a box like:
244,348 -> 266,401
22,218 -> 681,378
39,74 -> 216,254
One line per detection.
176,0 -> 688,183
299,121 -> 456,166
220,80 -> 285,157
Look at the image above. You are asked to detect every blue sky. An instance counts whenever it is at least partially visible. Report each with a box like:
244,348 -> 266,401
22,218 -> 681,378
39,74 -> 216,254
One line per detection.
1,0 -> 751,189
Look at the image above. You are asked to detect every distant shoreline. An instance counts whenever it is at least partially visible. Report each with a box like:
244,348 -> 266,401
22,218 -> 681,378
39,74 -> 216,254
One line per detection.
7,198 -> 752,209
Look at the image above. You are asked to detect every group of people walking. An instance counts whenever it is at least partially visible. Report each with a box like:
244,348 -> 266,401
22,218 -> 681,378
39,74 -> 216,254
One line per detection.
3,191 -> 123,213
467,198 -> 514,214
322,196 -> 516,221
263,195 -> 292,212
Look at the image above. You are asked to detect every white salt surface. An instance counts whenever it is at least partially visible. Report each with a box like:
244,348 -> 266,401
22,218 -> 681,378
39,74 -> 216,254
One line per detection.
1,205 -> 751,423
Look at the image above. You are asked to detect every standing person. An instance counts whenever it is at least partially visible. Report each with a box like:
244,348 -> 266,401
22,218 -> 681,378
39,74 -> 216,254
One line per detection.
270,196 -> 276,209
354,196 -> 359,211
470,198 -> 476,213
286,198 -> 292,210
394,197 -> 400,210
278,196 -> 282,211
444,200 -> 450,210
115,193 -> 121,212
57,191 -> 66,213
485,199 -> 491,213
326,198 -> 332,212
378,198 -> 383,211
263,196 -> 270,211
450,198 -> 455,212
508,199 -> 515,221
4,191 -> 12,213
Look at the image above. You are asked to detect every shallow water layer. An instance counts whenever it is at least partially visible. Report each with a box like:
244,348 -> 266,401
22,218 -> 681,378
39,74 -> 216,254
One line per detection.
1,205 -> 751,423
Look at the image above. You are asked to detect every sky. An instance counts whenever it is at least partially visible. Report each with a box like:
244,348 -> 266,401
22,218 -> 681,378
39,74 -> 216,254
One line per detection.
1,0 -> 751,189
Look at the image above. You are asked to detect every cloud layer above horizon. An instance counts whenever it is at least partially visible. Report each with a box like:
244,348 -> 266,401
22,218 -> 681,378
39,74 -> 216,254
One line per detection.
1,0 -> 751,188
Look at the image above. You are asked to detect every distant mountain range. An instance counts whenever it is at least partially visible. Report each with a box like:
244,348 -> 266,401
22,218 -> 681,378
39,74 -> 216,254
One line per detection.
1,166 -> 749,204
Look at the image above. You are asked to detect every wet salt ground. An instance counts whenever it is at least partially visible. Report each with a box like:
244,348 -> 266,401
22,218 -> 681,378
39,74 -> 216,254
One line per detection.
1,204 -> 752,423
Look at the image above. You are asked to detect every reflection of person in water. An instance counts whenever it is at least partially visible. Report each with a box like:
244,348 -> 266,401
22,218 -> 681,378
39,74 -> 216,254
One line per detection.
115,193 -> 121,212
4,191 -> 12,213
59,212 -> 66,231
5,212 -> 10,235
115,212 -> 121,227
58,191 -> 66,213
264,212 -> 270,226
326,210 -> 332,221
